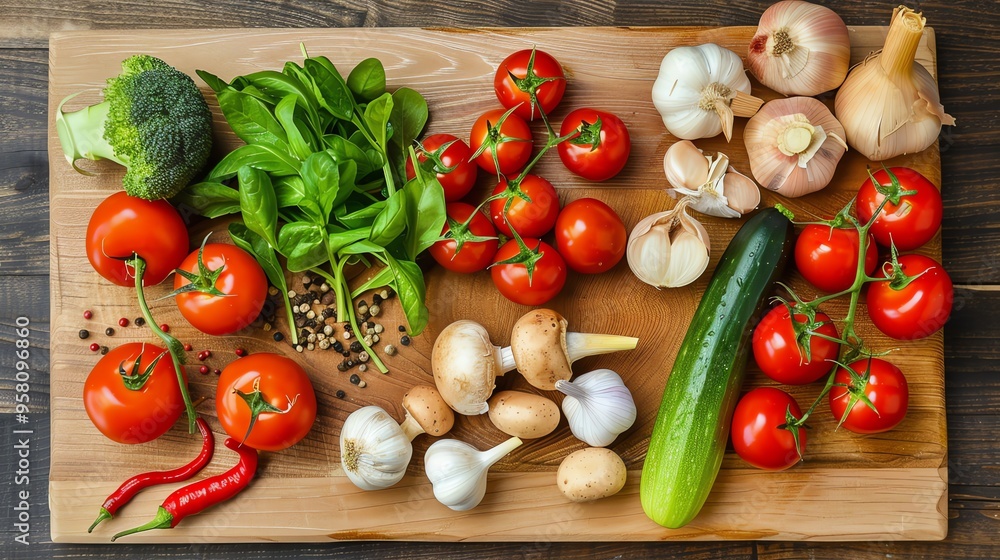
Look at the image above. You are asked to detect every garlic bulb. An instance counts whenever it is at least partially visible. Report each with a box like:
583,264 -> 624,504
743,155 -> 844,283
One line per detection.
340,406 -> 413,491
652,43 -> 764,142
663,140 -> 760,218
744,97 -> 848,197
627,197 -> 711,289
747,1 -> 851,96
424,437 -> 523,511
834,5 -> 955,161
555,369 -> 637,447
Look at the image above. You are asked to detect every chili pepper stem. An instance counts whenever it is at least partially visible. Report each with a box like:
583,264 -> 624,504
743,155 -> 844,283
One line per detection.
110,506 -> 174,542
88,507 -> 112,533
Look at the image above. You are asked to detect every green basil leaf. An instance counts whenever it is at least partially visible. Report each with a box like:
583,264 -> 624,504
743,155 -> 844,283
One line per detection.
276,221 -> 328,272
274,95 -> 315,160
351,266 -> 395,299
369,189 -> 407,247
347,58 -> 386,102
402,172 -> 447,260
388,87 -> 429,177
304,57 -> 354,121
300,151 -> 340,223
238,166 -> 279,248
324,136 -> 375,177
340,239 -> 387,256
364,92 -> 394,151
172,181 -> 240,219
327,226 -> 372,254
216,89 -> 288,150
333,160 -> 358,209
195,69 -> 229,94
337,199 -> 385,229
384,253 -> 428,336
207,144 -> 301,181
274,176 -> 307,208
229,222 -> 286,294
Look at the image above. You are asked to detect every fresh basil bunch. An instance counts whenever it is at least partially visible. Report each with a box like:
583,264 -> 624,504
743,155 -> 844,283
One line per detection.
175,48 -> 445,368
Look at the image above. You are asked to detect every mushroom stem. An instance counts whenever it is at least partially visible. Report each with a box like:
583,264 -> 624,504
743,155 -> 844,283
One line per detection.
495,345 -> 517,374
399,414 -> 424,442
566,333 -> 639,363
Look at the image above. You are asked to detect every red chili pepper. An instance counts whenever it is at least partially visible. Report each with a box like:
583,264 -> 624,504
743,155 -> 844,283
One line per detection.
110,437 -> 258,541
89,417 -> 214,533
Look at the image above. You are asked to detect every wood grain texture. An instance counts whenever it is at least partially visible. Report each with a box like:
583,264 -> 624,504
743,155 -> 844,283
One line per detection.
47,26 -> 947,543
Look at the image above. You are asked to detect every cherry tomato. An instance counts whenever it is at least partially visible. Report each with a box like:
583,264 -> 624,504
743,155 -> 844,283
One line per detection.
491,239 -> 567,306
493,49 -> 566,121
469,109 -> 533,176
216,353 -> 317,452
554,198 -> 627,274
429,202 -> 499,273
829,358 -> 909,434
173,243 -> 268,336
84,342 -> 184,444
866,254 -> 953,340
86,191 -> 190,287
794,224 -> 877,293
752,306 -> 840,385
405,133 -> 478,202
557,109 -> 631,181
489,174 -> 560,237
731,387 -> 806,471
855,167 -> 942,251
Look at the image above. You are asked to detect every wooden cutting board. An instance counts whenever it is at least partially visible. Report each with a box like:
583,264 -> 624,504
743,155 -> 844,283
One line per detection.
48,26 -> 946,542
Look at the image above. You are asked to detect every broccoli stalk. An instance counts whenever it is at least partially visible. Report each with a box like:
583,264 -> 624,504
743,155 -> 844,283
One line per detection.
55,55 -> 214,200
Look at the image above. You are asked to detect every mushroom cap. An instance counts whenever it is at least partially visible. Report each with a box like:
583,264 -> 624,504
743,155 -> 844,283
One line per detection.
402,385 -> 455,436
431,320 -> 499,415
510,309 -> 572,390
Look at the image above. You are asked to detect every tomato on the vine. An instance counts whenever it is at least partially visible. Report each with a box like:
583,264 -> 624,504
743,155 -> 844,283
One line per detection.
489,174 -> 560,237
554,198 -> 627,274
216,353 -> 317,452
752,306 -> 840,385
731,387 -> 806,471
469,109 -> 533,176
173,242 -> 268,336
494,49 -> 566,121
829,358 -> 909,434
84,342 -> 184,444
866,253 -> 953,340
491,239 -> 567,306
856,167 -> 942,251
794,224 -> 878,293
405,133 -> 478,202
557,109 -> 631,181
86,191 -> 189,287
429,202 -> 499,273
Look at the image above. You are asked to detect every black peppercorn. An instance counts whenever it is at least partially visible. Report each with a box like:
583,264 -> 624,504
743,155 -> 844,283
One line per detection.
398,325 -> 406,332
333,340 -> 344,352
78,329 -> 90,340
273,332 -> 285,342
100,345 -> 109,355
350,340 -> 363,353
401,335 -> 411,346
342,351 -> 351,358
372,293 -> 383,304
337,361 -> 348,372
336,390 -> 346,399
134,317 -> 145,327
350,374 -> 361,385
105,327 -> 115,336
305,319 -> 317,329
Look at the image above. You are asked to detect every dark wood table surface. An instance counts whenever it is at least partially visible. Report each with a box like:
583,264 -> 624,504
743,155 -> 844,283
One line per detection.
1,0 -> 997,558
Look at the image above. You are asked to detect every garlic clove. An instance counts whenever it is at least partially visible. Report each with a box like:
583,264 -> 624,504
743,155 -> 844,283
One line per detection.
666,229 -> 712,288
555,369 -> 637,448
722,169 -> 761,215
340,406 -> 414,491
664,140 -> 710,191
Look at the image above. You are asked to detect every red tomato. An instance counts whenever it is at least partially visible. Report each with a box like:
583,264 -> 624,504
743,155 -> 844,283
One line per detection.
86,191 -> 190,286
557,109 -> 631,181
216,353 -> 317,452
429,202 -> 499,273
752,306 -> 840,385
493,49 -> 566,121
489,174 -> 560,237
491,239 -> 567,306
855,167 -> 942,251
794,224 -> 877,293
829,358 -> 909,434
173,243 -> 268,336
469,109 -> 533,176
866,254 -> 953,340
731,387 -> 806,471
554,198 -> 627,274
405,133 -> 478,202
84,342 -> 184,444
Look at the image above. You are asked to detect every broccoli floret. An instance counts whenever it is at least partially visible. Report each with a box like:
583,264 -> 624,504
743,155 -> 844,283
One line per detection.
55,54 -> 213,200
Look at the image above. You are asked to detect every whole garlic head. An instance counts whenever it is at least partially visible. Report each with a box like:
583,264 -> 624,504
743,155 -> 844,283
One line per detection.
424,437 -> 523,511
340,406 -> 413,491
627,197 -> 711,289
555,369 -> 637,448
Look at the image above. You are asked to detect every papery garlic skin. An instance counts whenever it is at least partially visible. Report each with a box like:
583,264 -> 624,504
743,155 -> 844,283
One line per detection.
652,43 -> 763,142
744,97 -> 847,197
627,198 -> 711,289
747,0 -> 851,96
663,140 -> 761,218
834,6 -> 955,161
556,369 -> 637,448
424,437 -> 523,511
340,406 -> 413,491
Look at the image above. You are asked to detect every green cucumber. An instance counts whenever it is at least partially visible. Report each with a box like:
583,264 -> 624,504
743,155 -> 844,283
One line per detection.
640,207 -> 793,529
